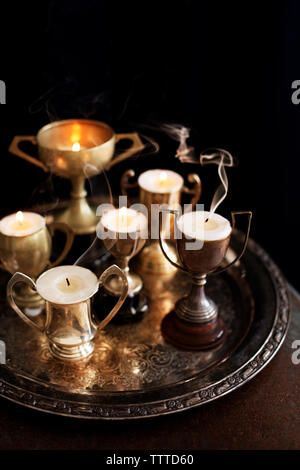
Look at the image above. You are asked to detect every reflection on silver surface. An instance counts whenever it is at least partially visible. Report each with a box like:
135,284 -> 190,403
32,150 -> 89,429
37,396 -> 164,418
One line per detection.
0,234 -> 290,419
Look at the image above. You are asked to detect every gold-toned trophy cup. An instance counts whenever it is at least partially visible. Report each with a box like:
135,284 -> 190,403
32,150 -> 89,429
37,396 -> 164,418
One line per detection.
98,208 -> 147,297
121,169 -> 201,275
9,119 -> 144,235
7,265 -> 128,361
159,209 -> 252,350
0,221 -> 74,308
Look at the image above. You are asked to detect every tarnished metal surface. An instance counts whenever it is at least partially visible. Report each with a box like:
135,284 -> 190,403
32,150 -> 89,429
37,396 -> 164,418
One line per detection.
0,233 -> 290,419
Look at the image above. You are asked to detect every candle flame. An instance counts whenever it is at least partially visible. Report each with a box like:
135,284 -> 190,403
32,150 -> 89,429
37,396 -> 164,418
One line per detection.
72,142 -> 81,152
16,211 -> 24,225
159,171 -> 167,182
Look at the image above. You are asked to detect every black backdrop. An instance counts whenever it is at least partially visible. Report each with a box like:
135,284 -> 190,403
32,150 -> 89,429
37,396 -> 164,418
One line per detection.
0,1 -> 299,288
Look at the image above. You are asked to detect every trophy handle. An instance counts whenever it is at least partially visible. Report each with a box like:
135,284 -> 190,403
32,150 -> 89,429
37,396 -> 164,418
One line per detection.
105,133 -> 144,170
158,209 -> 189,273
211,211 -> 252,276
47,222 -> 75,268
96,265 -> 129,329
8,136 -> 49,172
120,169 -> 138,196
182,173 -> 202,208
158,209 -> 252,275
7,272 -> 49,333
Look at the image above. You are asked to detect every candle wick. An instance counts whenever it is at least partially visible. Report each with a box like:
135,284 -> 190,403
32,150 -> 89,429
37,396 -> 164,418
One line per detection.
66,278 -> 70,286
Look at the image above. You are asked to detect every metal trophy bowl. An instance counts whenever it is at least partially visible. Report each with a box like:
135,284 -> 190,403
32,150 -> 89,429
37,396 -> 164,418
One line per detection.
7,265 -> 128,361
0,220 -> 74,308
158,209 -> 252,350
97,207 -> 149,323
121,169 -> 202,275
9,119 -> 144,235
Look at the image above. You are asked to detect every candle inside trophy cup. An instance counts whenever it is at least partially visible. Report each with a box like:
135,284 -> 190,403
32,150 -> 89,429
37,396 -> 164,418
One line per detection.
7,264 -> 128,361
138,169 -> 184,275
159,209 -> 250,350
98,207 -> 148,322
160,209 -> 252,350
0,211 -> 73,309
9,119 -> 144,235
177,212 -> 232,275
121,168 -> 201,276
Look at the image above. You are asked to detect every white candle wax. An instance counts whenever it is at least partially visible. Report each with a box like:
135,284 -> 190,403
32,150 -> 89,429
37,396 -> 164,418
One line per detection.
101,207 -> 147,233
138,169 -> 183,194
177,211 -> 231,241
36,265 -> 98,304
0,211 -> 45,237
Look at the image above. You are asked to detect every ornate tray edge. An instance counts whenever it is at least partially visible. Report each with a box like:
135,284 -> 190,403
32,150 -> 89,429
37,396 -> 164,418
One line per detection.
0,237 -> 291,420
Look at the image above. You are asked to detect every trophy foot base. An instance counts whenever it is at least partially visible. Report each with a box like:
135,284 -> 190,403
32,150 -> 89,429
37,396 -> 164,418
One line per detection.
161,311 -> 226,351
49,341 -> 94,361
102,292 -> 149,324
54,199 -> 98,235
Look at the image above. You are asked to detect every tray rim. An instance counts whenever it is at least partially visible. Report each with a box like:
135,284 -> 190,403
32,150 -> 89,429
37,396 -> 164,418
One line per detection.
0,236 -> 290,419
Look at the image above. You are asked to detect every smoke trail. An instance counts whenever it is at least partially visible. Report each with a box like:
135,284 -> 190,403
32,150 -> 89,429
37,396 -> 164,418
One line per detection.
135,133 -> 159,158
73,160 -> 114,267
200,148 -> 235,214
83,162 -> 113,207
28,78 -> 77,122
160,123 -> 195,163
134,122 -> 194,161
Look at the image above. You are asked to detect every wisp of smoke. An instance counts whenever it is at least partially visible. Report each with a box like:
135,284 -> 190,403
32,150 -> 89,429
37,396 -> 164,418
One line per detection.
130,121 -> 193,161
76,90 -> 111,119
199,148 -> 235,214
73,153 -> 115,268
160,123 -> 195,163
136,133 -> 159,158
82,162 -> 113,207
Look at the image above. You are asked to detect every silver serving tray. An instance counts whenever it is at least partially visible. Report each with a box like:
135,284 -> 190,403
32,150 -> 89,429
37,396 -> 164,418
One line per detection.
0,234 -> 290,419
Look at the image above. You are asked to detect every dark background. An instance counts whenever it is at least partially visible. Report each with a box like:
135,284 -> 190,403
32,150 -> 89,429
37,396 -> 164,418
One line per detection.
0,0 -> 299,288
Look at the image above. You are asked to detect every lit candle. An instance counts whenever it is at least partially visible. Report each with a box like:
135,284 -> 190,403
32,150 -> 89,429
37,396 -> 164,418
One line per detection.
101,207 -> 147,234
0,211 -> 45,237
72,142 -> 81,152
35,265 -> 99,304
138,169 -> 183,194
55,141 -> 86,152
177,211 -> 231,241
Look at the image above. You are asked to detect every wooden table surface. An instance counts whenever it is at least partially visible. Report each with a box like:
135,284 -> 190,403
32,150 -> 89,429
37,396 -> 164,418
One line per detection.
0,286 -> 299,451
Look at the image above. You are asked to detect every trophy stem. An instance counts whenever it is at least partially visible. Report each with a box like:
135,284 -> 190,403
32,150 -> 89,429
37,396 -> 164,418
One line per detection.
54,176 -> 99,235
101,256 -> 148,323
104,258 -> 143,296
70,176 -> 87,199
161,274 -> 226,351
176,275 -> 217,324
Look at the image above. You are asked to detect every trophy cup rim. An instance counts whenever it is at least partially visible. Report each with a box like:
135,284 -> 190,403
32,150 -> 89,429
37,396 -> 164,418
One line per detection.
36,118 -> 115,152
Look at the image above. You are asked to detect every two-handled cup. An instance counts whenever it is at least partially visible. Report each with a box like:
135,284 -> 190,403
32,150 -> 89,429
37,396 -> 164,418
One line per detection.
158,209 -> 252,350
7,264 -> 128,361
